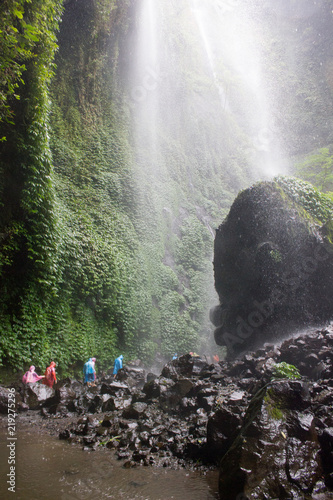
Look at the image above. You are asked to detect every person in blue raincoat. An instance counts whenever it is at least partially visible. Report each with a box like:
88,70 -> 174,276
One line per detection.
113,355 -> 123,378
83,357 -> 96,387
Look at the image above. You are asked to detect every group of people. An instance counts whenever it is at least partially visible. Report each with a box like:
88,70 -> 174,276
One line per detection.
22,362 -> 57,388
83,355 -> 123,385
22,355 -> 124,389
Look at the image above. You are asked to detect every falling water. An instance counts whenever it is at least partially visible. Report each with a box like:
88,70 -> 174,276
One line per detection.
129,0 -> 291,190
130,0 -> 160,176
126,0 -> 295,356
188,0 -> 289,178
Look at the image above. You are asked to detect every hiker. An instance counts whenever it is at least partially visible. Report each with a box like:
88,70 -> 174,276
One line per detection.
172,353 -> 178,360
22,366 -> 44,384
43,361 -> 57,388
91,357 -> 96,380
83,357 -> 96,387
113,354 -> 123,378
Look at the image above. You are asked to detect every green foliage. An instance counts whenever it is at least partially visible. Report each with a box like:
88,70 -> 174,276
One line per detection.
295,146 -> 333,193
0,0 -> 63,291
176,216 -> 212,272
275,175 -> 333,223
272,362 -> 301,380
5,0 -> 324,375
0,0 -> 63,137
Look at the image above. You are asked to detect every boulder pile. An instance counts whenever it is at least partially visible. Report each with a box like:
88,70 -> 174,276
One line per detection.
2,325 -> 333,498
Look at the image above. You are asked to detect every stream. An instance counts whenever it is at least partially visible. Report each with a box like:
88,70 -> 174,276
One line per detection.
0,419 -> 219,500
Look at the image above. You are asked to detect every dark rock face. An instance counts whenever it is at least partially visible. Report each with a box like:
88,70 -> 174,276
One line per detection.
217,327 -> 333,499
212,179 -> 333,357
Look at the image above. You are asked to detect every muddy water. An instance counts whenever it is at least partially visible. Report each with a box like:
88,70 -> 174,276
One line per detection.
0,424 -> 219,500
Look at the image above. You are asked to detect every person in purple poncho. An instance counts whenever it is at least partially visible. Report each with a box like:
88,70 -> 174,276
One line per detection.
22,366 -> 44,384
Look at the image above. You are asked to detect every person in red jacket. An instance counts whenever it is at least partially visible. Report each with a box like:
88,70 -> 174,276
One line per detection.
43,361 -> 57,388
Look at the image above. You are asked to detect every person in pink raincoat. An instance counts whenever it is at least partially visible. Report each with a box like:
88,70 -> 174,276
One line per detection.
22,366 -> 44,384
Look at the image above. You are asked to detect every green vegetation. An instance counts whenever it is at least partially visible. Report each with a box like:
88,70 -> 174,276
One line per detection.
275,176 -> 333,223
0,0 -> 62,138
0,0 -> 64,372
263,363 -> 301,420
295,147 -> 333,193
0,0 -> 243,375
264,391 -> 284,420
272,362 -> 301,380
0,0 -> 332,377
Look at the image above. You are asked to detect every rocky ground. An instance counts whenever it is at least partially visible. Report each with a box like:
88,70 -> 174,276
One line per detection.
2,325 -> 333,499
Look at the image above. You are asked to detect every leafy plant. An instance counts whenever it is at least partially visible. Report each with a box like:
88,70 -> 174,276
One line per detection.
272,362 -> 301,380
275,175 -> 333,223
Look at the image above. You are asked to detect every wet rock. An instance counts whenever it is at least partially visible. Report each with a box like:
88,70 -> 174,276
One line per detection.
319,428 -> 333,488
179,397 -> 198,414
117,450 -> 131,460
207,407 -> 242,460
24,383 -> 57,410
0,387 -> 11,414
31,325 -> 333,498
59,429 -> 71,440
286,412 -> 316,441
172,378 -> 194,397
146,372 -> 157,383
196,386 -> 218,412
17,400 -> 29,412
212,179 -> 333,357
218,375 -> 324,499
269,380 -> 311,411
142,379 -> 161,399
117,366 -> 146,389
161,354 -> 208,379
100,381 -> 130,396
54,380 -> 78,413
101,394 -> 116,412
122,402 -> 148,420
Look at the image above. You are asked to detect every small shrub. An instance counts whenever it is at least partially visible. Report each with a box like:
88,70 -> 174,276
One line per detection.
272,361 -> 301,380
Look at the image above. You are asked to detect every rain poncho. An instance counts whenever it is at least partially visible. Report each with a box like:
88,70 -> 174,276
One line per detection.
22,366 -> 44,384
43,361 -> 57,388
83,358 -> 96,383
113,355 -> 123,375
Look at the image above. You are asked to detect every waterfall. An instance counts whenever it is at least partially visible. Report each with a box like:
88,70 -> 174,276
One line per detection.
129,0 -> 161,177
125,0 -> 292,355
129,0 -> 290,189
188,0 -> 289,178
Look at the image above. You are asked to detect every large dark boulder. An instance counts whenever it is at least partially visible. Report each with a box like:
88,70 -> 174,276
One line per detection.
212,177 -> 333,357
24,383 -> 57,410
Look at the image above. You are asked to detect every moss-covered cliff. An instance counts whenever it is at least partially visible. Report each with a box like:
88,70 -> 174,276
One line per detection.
0,0 -> 333,375
0,0 -> 241,373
